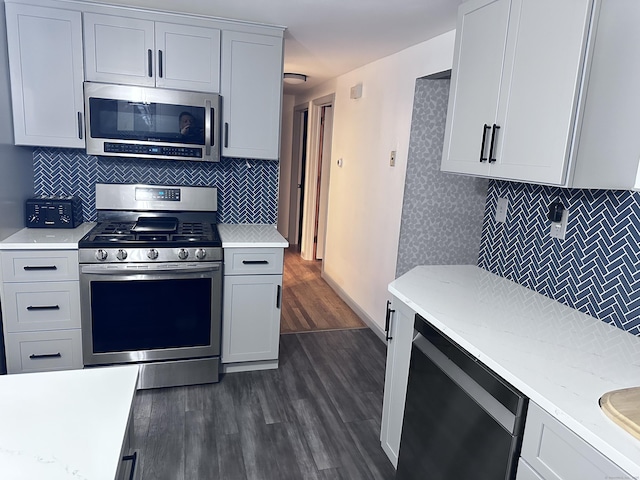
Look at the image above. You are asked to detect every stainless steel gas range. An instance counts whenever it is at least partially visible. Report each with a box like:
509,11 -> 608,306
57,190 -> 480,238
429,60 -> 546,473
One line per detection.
78,183 -> 222,389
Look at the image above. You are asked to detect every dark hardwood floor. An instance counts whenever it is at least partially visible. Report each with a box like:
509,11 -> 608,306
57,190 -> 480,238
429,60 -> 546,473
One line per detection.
131,328 -> 395,480
281,249 -> 366,333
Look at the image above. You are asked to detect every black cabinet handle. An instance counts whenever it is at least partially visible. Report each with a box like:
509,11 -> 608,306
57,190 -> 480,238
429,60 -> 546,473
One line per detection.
488,123 -> 500,163
224,122 -> 229,148
24,265 -> 57,271
27,305 -> 60,311
210,108 -> 216,147
242,260 -> 269,265
385,300 -> 395,341
122,452 -> 138,480
77,112 -> 83,140
479,124 -> 490,162
29,353 -> 61,359
158,50 -> 163,78
276,285 -> 282,309
147,49 -> 153,77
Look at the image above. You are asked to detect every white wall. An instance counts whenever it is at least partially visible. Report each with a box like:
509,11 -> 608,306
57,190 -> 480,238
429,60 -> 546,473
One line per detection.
0,2 -> 34,242
321,31 -> 456,334
277,94 -> 295,238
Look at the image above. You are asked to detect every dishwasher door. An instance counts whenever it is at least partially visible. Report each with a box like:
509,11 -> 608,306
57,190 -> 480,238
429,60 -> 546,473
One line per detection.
395,315 -> 527,480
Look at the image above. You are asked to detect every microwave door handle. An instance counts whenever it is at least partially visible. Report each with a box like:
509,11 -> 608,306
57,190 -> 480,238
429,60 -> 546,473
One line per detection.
205,100 -> 212,157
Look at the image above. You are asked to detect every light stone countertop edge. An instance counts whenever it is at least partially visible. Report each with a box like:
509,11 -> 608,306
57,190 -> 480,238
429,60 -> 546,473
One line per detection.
388,264 -> 640,478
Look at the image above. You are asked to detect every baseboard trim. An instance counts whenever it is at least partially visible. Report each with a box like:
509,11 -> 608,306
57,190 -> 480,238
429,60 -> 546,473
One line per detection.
320,270 -> 386,343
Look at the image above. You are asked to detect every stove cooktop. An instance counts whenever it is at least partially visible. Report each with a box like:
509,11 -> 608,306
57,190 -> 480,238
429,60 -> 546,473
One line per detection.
79,219 -> 221,249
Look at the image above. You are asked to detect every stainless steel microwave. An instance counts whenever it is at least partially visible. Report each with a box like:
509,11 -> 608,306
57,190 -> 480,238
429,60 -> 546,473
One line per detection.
84,82 -> 221,162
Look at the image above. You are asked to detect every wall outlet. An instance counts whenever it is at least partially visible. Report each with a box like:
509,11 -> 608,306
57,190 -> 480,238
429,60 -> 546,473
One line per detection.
550,208 -> 569,240
390,150 -> 396,167
495,197 -> 508,223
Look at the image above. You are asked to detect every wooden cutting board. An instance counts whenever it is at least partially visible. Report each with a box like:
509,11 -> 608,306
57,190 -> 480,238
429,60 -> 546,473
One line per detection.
599,387 -> 640,441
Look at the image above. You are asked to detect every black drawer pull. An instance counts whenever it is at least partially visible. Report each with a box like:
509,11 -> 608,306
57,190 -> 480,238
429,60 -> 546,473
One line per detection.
122,452 -> 138,480
276,285 -> 282,309
24,265 -> 58,271
158,50 -> 163,78
148,49 -> 153,77
242,260 -> 269,265
27,305 -> 60,311
224,122 -> 229,148
29,353 -> 62,360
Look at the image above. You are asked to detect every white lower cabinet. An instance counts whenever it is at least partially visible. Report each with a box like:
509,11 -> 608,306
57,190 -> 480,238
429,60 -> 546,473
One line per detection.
5,329 -> 82,373
517,402 -> 631,480
222,247 -> 284,369
380,296 -> 415,467
517,459 -> 544,480
0,250 -> 82,374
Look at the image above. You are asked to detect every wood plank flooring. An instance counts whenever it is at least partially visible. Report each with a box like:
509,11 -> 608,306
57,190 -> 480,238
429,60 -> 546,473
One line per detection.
131,328 -> 395,480
281,250 -> 366,333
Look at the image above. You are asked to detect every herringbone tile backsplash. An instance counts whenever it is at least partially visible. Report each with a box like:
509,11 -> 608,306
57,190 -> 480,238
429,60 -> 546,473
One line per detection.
479,180 -> 640,336
33,148 -> 279,224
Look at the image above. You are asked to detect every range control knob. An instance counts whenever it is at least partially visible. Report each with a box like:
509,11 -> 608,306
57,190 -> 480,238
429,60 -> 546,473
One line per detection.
178,248 -> 189,260
95,249 -> 108,261
147,248 -> 159,260
116,249 -> 128,261
195,248 -> 207,260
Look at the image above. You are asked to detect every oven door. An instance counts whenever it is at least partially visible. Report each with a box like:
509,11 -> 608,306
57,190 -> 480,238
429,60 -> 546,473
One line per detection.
79,262 -> 221,366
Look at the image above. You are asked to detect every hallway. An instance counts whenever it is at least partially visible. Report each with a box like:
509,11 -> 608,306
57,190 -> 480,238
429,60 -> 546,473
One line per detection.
281,249 -> 366,333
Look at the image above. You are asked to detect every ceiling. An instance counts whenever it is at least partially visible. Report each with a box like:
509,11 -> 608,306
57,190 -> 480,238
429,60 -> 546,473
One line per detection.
85,0 -> 463,95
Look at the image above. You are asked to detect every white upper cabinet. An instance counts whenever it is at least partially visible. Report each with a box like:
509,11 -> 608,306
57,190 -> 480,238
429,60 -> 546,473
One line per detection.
440,0 -> 511,177
83,13 -> 221,93
5,3 -> 85,148
221,31 -> 283,160
442,0 -> 640,190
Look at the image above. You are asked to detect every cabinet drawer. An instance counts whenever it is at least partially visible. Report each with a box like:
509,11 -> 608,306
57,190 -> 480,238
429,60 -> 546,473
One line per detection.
224,248 -> 284,275
5,329 -> 82,373
2,281 -> 80,332
521,402 -> 630,480
1,250 -> 79,282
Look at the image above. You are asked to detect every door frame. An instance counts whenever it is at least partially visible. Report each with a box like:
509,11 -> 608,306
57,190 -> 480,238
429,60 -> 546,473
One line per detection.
300,93 -> 335,261
288,103 -> 309,245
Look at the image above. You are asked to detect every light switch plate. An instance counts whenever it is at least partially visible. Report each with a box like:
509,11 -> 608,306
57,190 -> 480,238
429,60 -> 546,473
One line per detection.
550,208 -> 569,240
495,197 -> 508,223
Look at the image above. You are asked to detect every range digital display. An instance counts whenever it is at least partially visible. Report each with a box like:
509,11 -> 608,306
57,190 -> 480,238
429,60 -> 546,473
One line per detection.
135,187 -> 181,201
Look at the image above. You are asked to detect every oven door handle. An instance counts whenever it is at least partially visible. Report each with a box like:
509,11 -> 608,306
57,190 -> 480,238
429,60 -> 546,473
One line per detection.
80,264 -> 220,275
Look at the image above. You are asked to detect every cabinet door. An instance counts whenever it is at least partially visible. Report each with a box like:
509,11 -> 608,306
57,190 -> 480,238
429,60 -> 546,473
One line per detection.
441,0 -> 511,176
516,459 -> 544,480
222,274 -> 282,363
155,22 -> 220,92
84,13 -> 155,86
221,31 -> 283,160
491,0 -> 592,184
520,402 -> 632,480
5,4 -> 85,148
380,298 -> 415,467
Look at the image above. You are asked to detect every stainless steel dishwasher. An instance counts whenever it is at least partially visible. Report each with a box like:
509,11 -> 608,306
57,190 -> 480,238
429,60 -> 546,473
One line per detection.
395,314 -> 528,480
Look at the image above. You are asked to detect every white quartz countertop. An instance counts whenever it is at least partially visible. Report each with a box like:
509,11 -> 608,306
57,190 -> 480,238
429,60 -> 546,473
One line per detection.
0,223 -> 95,250
389,265 -> 640,477
0,365 -> 138,480
218,224 -> 289,248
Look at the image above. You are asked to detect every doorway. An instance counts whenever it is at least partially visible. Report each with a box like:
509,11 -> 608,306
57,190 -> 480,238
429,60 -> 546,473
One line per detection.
297,94 -> 334,262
